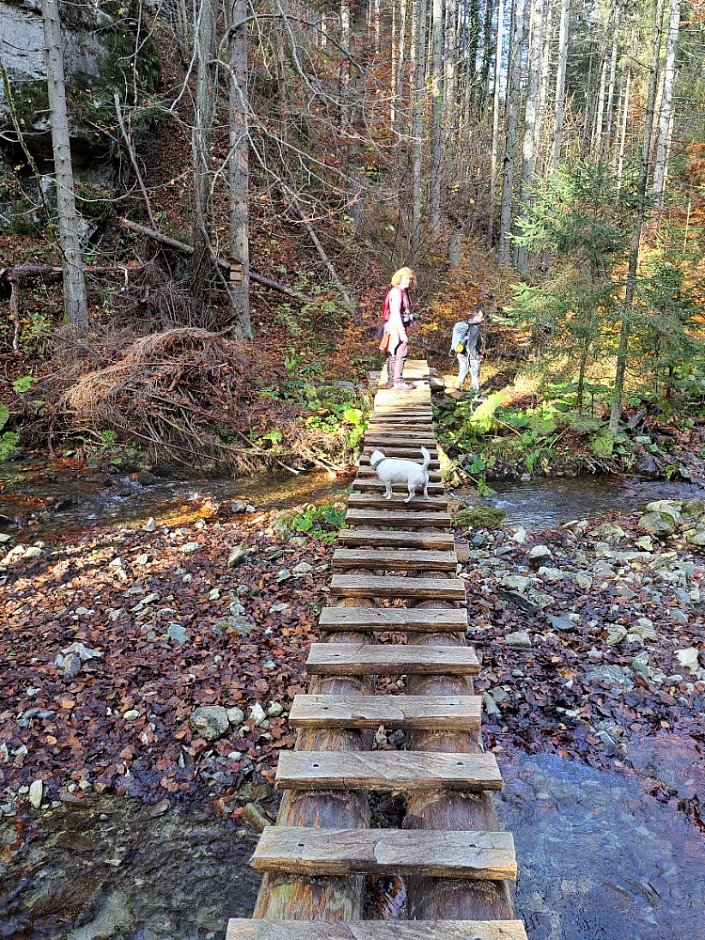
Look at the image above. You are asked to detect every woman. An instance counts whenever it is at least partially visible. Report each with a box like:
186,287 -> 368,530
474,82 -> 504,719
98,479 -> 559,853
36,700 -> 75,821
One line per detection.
380,266 -> 416,390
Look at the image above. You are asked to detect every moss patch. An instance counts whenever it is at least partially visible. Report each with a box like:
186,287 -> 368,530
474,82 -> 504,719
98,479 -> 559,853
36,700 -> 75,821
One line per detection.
454,506 -> 507,530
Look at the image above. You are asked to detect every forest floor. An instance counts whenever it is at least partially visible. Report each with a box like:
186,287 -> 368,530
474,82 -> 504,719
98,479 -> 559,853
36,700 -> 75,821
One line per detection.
1,484 -> 704,833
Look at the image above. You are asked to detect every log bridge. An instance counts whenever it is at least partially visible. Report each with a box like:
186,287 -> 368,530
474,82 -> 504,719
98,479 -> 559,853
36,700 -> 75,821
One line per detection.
228,361 -> 526,940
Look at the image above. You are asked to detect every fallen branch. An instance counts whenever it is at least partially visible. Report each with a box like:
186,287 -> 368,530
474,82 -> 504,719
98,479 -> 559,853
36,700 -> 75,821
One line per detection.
117,218 -> 315,305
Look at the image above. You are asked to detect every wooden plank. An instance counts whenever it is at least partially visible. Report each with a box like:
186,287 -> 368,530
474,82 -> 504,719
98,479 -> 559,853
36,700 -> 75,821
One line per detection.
319,605 -> 467,632
306,643 -> 480,675
288,693 -> 481,731
227,920 -> 529,940
251,827 -> 517,880
332,548 -> 457,571
336,528 -> 454,549
364,436 -> 438,448
348,493 -> 448,511
330,574 -> 465,600
361,453 -> 441,466
276,750 -> 502,791
345,509 -> 450,528
351,477 -> 445,494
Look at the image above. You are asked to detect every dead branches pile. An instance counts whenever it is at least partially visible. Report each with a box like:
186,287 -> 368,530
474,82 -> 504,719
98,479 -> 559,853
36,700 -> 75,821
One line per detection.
50,328 -> 348,473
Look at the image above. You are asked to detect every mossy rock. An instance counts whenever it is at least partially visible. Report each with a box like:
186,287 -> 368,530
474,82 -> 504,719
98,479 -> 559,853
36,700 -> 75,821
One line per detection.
590,433 -> 614,459
638,511 -> 676,538
454,506 -> 507,530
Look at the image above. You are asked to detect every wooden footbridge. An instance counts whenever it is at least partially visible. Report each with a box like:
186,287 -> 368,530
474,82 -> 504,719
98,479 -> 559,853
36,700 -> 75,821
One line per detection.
228,361 -> 525,940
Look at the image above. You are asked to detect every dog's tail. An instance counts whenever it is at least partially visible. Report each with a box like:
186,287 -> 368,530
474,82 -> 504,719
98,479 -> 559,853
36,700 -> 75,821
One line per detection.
420,446 -> 430,470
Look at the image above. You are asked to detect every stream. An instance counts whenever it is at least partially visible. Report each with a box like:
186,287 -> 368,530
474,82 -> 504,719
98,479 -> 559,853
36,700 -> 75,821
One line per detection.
2,463 -> 704,938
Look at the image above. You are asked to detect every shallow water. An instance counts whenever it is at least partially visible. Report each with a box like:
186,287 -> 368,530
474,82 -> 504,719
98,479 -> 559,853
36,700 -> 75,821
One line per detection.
497,749 -> 705,939
483,475 -> 705,530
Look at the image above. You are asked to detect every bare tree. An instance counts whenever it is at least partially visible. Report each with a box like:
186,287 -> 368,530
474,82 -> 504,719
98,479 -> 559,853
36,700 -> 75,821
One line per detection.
550,0 -> 571,171
609,0 -> 665,435
429,0 -> 443,236
516,0 -> 544,274
228,0 -> 252,338
488,0 -> 506,243
410,0 -> 428,259
499,0 -> 527,267
41,0 -> 89,334
653,0 -> 682,204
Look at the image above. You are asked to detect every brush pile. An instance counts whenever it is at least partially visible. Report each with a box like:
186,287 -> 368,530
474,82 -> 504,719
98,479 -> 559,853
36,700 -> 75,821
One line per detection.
50,328 -> 342,472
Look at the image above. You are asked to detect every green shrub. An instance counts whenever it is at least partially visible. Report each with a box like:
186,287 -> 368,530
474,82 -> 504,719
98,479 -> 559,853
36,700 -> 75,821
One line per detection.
454,506 -> 507,530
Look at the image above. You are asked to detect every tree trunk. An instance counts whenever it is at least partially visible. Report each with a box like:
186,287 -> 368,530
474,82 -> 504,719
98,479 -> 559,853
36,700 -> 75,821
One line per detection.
550,0 -> 571,171
499,0 -> 527,267
228,0 -> 252,339
410,0 -> 428,260
601,6 -> 621,161
608,0 -> 665,436
488,0 -> 506,244
444,0 -> 458,125
616,65 -> 631,186
429,0 -> 443,236
653,0 -> 682,204
516,0 -> 544,274
41,0 -> 89,334
191,0 -> 218,324
394,0 -> 409,142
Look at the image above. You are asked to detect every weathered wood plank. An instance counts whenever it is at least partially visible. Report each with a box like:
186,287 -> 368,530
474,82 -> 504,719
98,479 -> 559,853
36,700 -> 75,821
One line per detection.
361,453 -> 441,467
330,574 -> 465,600
318,605 -> 467,632
364,437 -> 438,449
251,827 -> 517,880
347,493 -> 448,511
288,694 -> 481,731
331,548 -> 457,571
336,528 -> 454,549
306,643 -> 480,675
276,750 -> 502,791
227,920 -> 528,940
345,509 -> 450,528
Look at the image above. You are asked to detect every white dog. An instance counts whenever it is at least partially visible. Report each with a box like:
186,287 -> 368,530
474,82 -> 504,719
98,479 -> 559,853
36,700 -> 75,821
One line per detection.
369,447 -> 431,503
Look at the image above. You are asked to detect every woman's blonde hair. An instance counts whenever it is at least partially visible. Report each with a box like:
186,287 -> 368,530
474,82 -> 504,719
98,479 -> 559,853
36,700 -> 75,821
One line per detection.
391,266 -> 416,288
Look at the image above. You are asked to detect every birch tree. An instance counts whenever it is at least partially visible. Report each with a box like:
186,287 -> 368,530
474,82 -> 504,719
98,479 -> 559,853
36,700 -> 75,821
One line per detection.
653,0 -> 682,204
42,0 -> 89,334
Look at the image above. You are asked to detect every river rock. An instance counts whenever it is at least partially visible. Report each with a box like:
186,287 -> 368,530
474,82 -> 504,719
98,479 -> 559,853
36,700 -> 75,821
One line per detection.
572,572 -> 593,591
250,703 -> 267,727
504,630 -> 532,649
29,780 -> 43,809
605,625 -> 628,646
586,664 -> 634,691
500,574 -> 531,593
645,500 -> 683,523
227,543 -> 248,567
526,589 -> 553,609
268,702 -> 284,717
538,566 -> 564,582
292,561 -> 313,575
634,535 -> 654,551
510,526 -> 527,544
593,560 -> 615,579
548,614 -> 575,632
497,589 -> 540,615
227,707 -> 245,726
527,544 -> 552,566
269,602 -> 291,613
638,511 -> 676,537
590,522 -> 628,543
189,706 -> 230,741
682,499 -> 705,520
142,517 -> 157,532
675,648 -> 701,674
631,652 -> 663,683
123,710 -> 140,721
180,541 -> 201,554
63,642 -> 103,661
454,507 -> 507,530
60,653 -> 82,680
686,527 -> 705,548
166,623 -> 188,644
482,692 -> 501,717
669,609 -> 689,625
